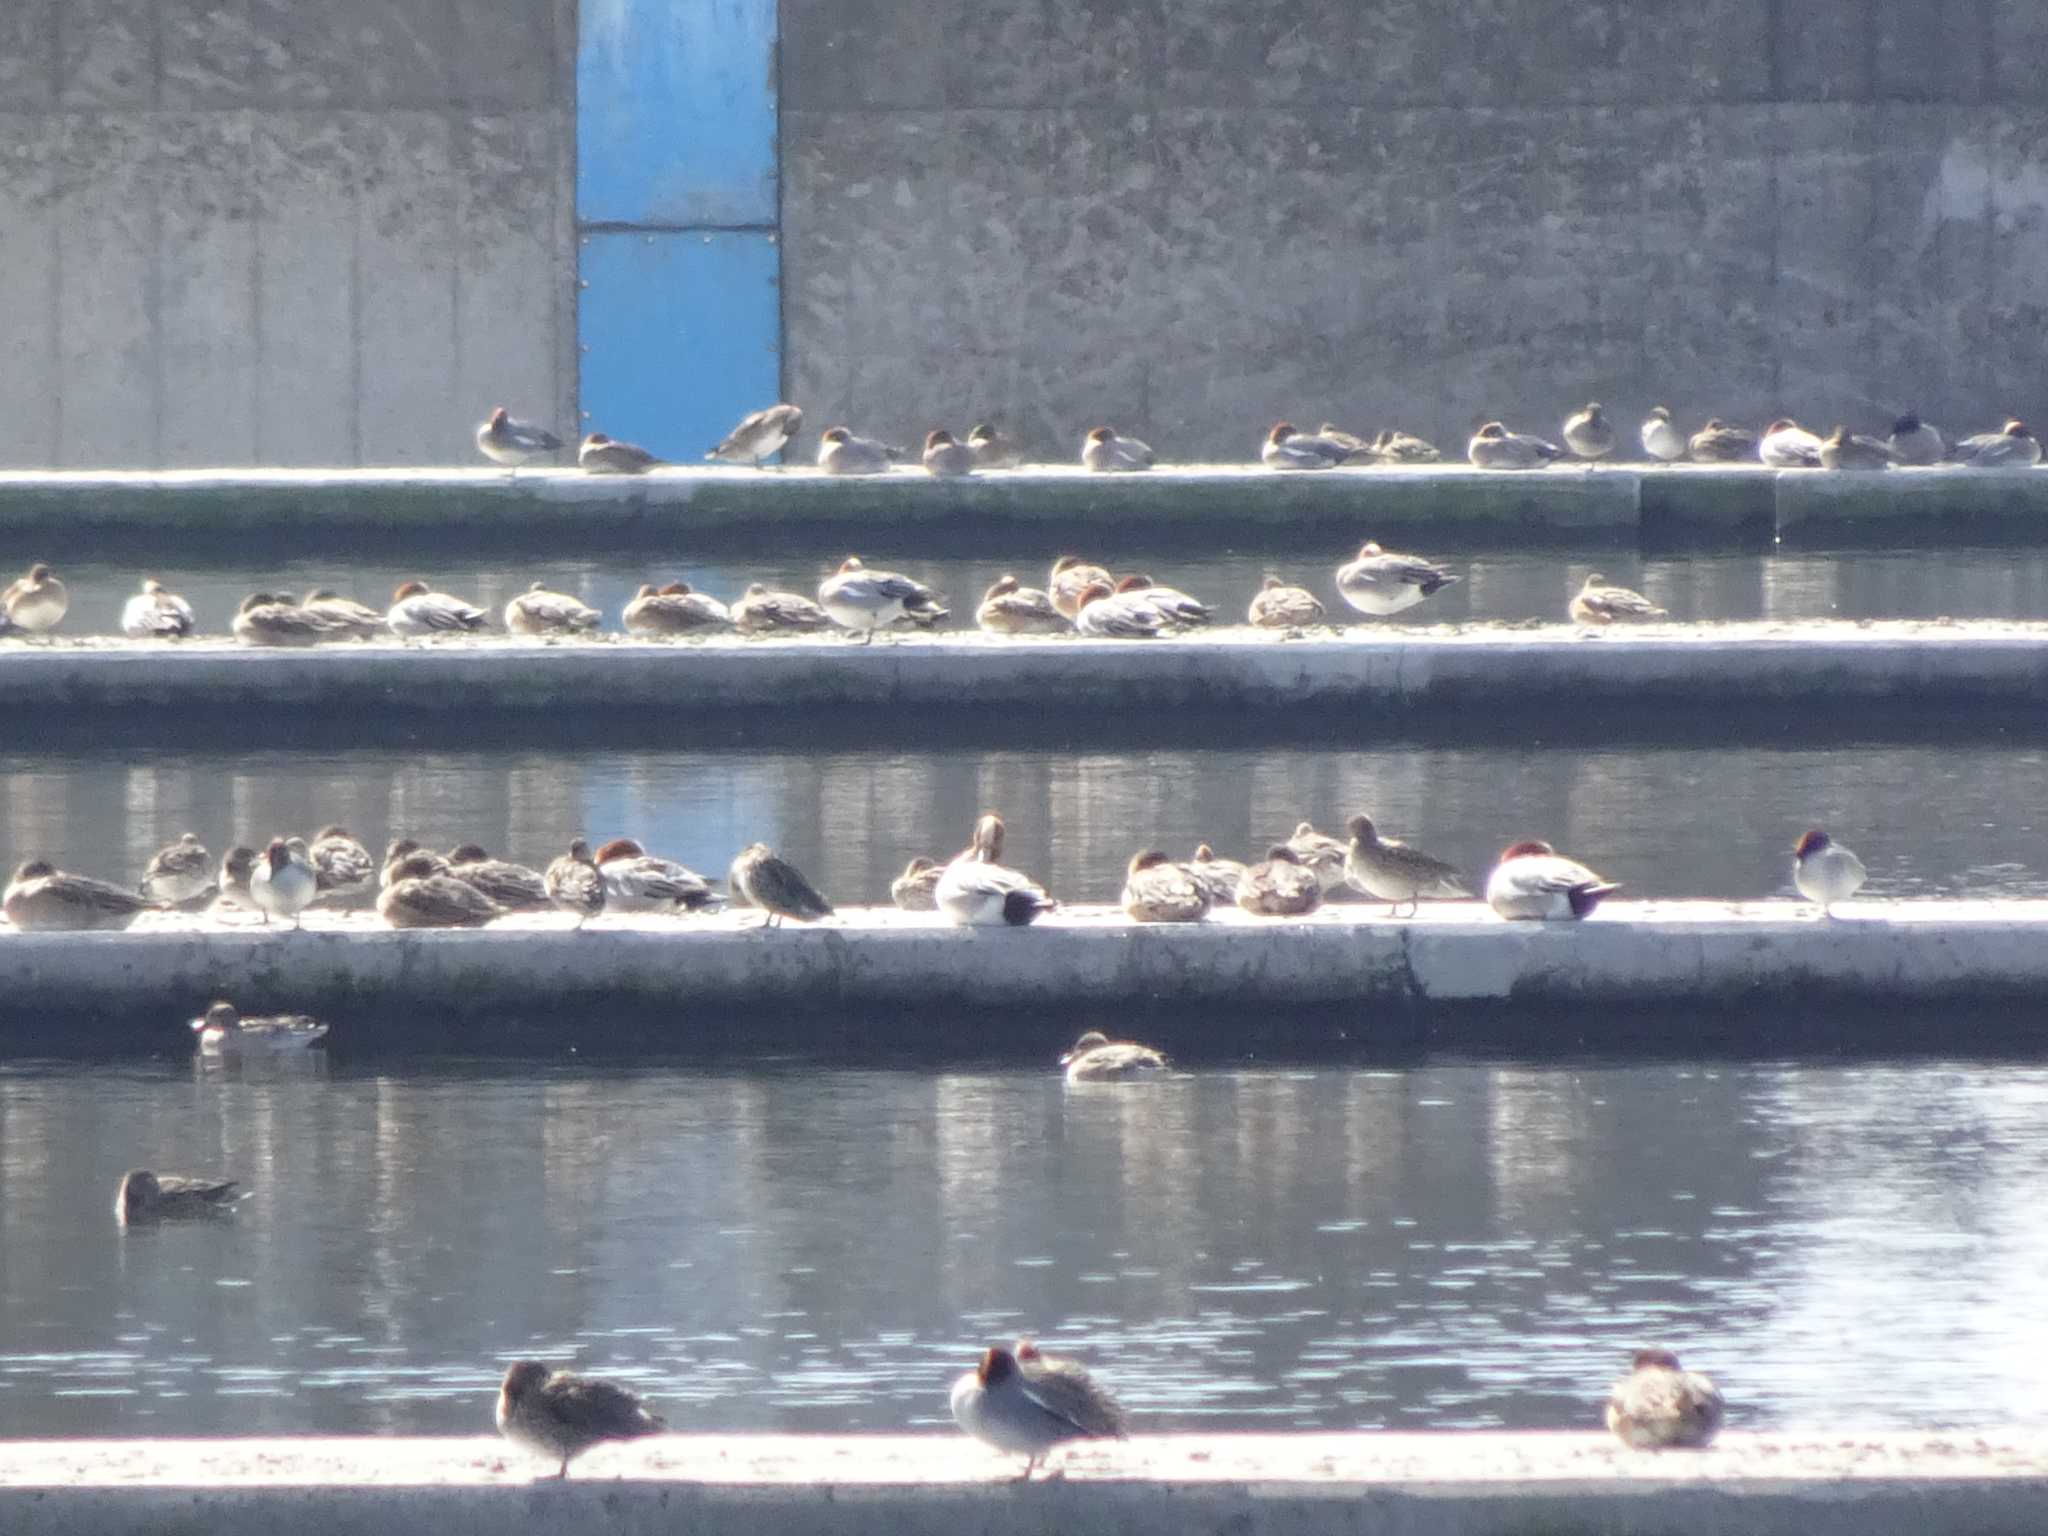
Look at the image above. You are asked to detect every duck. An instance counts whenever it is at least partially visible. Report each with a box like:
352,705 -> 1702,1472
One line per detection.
1247,574 -> 1325,629
308,826 -> 375,903
300,588 -> 385,639
1639,406 -> 1686,462
1072,580 -> 1164,639
817,556 -> 948,640
728,844 -> 833,928
5,859 -> 160,931
817,425 -> 902,475
1261,421 -> 1349,470
378,852 -> 503,928
232,592 -> 328,648
1569,572 -> 1668,625
545,839 -> 607,927
950,1344 -> 1125,1478
1686,418 -> 1759,461
387,580 -> 487,638
1081,425 -> 1154,471
139,832 -> 213,906
1819,424 -> 1898,471
891,855 -> 943,911
1792,828 -> 1865,916
191,1000 -> 329,1055
706,402 -> 801,467
588,837 -> 717,912
935,813 -> 1057,927
1012,1339 -> 1132,1433
623,582 -> 732,635
121,578 -> 196,639
1468,421 -> 1563,469
1185,844 -> 1247,906
380,839 -> 451,888
249,837 -> 318,927
922,429 -> 976,477
1121,850 -> 1209,923
115,1169 -> 242,1224
976,575 -> 1070,635
1286,821 -> 1350,893
1758,417 -> 1823,467
216,846 -> 258,911
966,423 -> 1023,468
1335,541 -> 1459,617
445,845 -> 552,911
1951,419 -> 2041,468
578,432 -> 662,473
731,582 -> 835,635
1315,424 -> 1375,462
476,407 -> 563,467
1,564 -> 67,634
1048,556 -> 1115,619
1371,428 -> 1441,463
1562,402 -> 1616,459
496,1361 -> 666,1480
1236,845 -> 1323,916
1059,1031 -> 1169,1080
1605,1349 -> 1725,1450
1485,840 -> 1621,920
1114,574 -> 1212,628
1886,412 -> 1945,465
504,581 -> 601,636
1344,814 -> 1469,916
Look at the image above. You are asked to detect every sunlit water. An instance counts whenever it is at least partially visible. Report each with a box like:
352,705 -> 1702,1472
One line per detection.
1,1059 -> 2043,1437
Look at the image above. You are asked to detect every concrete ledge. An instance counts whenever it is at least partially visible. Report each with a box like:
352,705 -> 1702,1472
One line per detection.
1,1434 -> 2045,1536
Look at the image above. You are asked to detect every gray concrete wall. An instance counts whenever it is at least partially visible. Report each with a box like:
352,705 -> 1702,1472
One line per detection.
0,0 -> 577,469
780,1 -> 2048,463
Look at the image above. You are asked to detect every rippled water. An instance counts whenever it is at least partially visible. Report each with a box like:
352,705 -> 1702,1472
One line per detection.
2,1059 -> 2043,1437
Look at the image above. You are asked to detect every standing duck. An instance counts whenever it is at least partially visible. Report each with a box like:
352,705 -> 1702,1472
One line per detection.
140,832 -> 213,906
817,556 -> 948,640
934,813 -> 1057,927
216,846 -> 258,911
1121,850 -> 1209,923
1081,426 -> 1154,471
1247,575 -> 1325,629
922,429 -> 976,477
706,402 -> 801,467
1468,422 -> 1563,468
1236,846 -> 1323,916
967,423 -> 1022,468
301,588 -> 385,639
249,837 -> 318,927
115,1169 -> 242,1224
1758,418 -> 1823,467
1951,419 -> 2041,468
308,826 -> 375,903
591,837 -> 718,913
387,581 -> 487,638
497,1361 -> 666,1479
1686,418 -> 1759,461
1485,840 -> 1620,920
891,856 -> 943,911
1335,541 -> 1459,617
1261,422 -> 1350,470
191,1000 -> 328,1055
1819,425 -> 1898,470
1887,412 -> 1945,465
950,1345 -> 1126,1478
1048,556 -> 1115,619
1639,407 -> 1686,462
817,426 -> 902,474
1792,828 -> 1865,916
504,582 -> 601,636
731,582 -> 835,635
121,578 -> 196,639
5,860 -> 159,931
1072,580 -> 1165,639
624,582 -> 732,635
728,844 -> 833,927
445,845 -> 552,911
377,852 -> 503,928
976,575 -> 1070,635
1185,844 -> 1247,906
476,407 -> 562,467
1563,402 -> 1617,459
1286,821 -> 1350,893
545,839 -> 607,927
1059,1032 -> 1169,1080
1344,814 -> 1469,916
1371,429 -> 1441,463
1605,1349 -> 1725,1450
578,432 -> 662,473
2,564 -> 67,634
1570,573 -> 1667,625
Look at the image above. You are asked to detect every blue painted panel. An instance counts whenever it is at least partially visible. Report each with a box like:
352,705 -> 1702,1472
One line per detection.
578,231 -> 781,460
578,0 -> 778,228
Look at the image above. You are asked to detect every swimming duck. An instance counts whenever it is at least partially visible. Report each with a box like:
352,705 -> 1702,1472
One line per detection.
5,859 -> 159,931
1605,1349 -> 1725,1450
1262,421 -> 1350,470
817,426 -> 902,475
1887,412 -> 1945,466
1792,828 -> 1865,916
378,852 -> 503,928
706,402 -> 802,467
476,407 -> 563,467
1639,406 -> 1686,462
1048,556 -> 1115,619
935,813 -> 1057,927
1686,418 -> 1760,461
1344,814 -> 1469,916
731,582 -> 835,635
191,1000 -> 329,1055
1,564 -> 67,634
1371,428 -> 1441,463
300,588 -> 384,639
445,845 -> 551,911
232,592 -> 327,648
623,582 -> 732,635
966,423 -> 1023,468
1335,541 -> 1459,617
308,826 -> 375,903
380,839 -> 451,888
1951,419 -> 2041,468
1121,850 -> 1209,923
1819,425 -> 1897,470
1184,844 -> 1247,906
922,429 -> 976,477
891,855 -> 943,911
1485,840 -> 1620,920
578,432 -> 662,473
387,580 -> 487,638
591,837 -> 718,912
121,578 -> 196,639
950,1344 -> 1125,1478
505,582 -> 601,636
1081,426 -> 1154,471
115,1169 -> 242,1224
216,846 -> 257,910
1059,1030 -> 1170,1079
1758,418 -> 1823,467
1468,421 -> 1563,469
728,844 -> 833,928
1072,580 -> 1164,638
1114,574 -> 1212,628
1563,402 -> 1616,459
1247,574 -> 1325,629
1570,572 -> 1668,625
1237,845 -> 1323,916
817,556 -> 948,640
140,832 -> 213,906
545,839 -> 606,927
497,1361 -> 666,1480
249,837 -> 318,927
976,575 -> 1070,635
1286,821 -> 1349,893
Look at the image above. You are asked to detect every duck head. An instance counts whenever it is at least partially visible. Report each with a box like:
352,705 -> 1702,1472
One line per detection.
1127,849 -> 1171,876
447,844 -> 490,863
821,426 -> 852,445
983,575 -> 1019,599
1631,1348 -> 1684,1372
1499,840 -> 1558,860
500,1360 -> 551,1403
264,838 -> 291,872
488,407 -> 509,428
836,555 -> 865,574
977,1346 -> 1018,1386
1086,427 -> 1116,444
391,580 -> 430,603
200,1001 -> 239,1031
1075,580 -> 1115,610
10,859 -> 54,883
1267,422 -> 1298,444
1793,829 -> 1831,858
592,838 -> 646,865
1473,422 -> 1507,440
925,429 -> 956,450
1345,814 -> 1378,844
